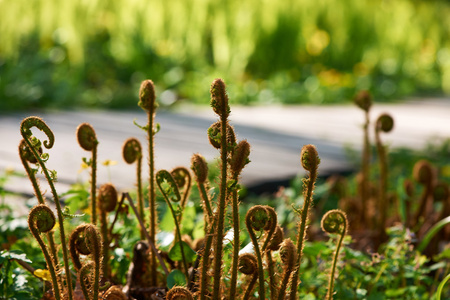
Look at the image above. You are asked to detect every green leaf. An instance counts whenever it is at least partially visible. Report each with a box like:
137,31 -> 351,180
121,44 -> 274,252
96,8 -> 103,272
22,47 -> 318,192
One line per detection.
167,269 -> 186,289
133,119 -> 149,132
168,241 -> 197,263
1,250 -> 32,264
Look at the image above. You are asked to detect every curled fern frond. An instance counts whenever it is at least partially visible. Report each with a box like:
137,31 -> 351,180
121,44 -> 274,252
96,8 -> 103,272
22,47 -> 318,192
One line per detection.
321,209 -> 348,300
210,78 -> 230,118
166,286 -> 194,300
98,183 -> 118,213
76,123 -> 98,151
20,116 -> 54,149
138,79 -> 158,112
230,140 -> 251,177
28,205 -> 61,300
238,253 -> 258,300
122,138 -> 142,164
278,238 -> 297,300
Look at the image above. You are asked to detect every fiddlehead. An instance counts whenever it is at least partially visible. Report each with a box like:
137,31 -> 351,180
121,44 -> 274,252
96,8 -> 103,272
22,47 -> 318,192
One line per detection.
73,224 -> 103,300
210,78 -> 232,300
19,140 -> 59,270
102,285 -> 127,300
122,138 -> 144,239
229,139 -> 251,300
28,205 -> 61,300
69,224 -> 91,271
156,170 -> 189,281
290,144 -> 320,300
277,238 -> 297,300
77,123 -> 99,225
166,286 -> 194,300
191,153 -> 212,220
171,166 -> 192,223
207,121 -> 236,151
412,160 -> 435,228
238,253 -> 258,300
245,205 -> 271,299
354,90 -> 372,223
321,209 -> 348,300
374,113 -> 394,235
138,79 -> 158,286
97,184 -> 117,278
20,116 -> 73,300
20,116 -> 54,149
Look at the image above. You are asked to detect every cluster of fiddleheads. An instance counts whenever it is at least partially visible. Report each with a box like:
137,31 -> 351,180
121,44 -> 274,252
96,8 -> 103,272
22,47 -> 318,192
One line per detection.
20,79 -> 357,300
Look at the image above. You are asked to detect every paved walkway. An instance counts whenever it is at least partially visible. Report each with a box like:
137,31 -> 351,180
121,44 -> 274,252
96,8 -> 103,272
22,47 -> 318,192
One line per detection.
1,98 -> 449,199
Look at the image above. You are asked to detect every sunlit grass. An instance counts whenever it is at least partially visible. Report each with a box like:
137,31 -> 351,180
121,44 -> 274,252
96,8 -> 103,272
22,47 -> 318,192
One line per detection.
0,0 -> 449,110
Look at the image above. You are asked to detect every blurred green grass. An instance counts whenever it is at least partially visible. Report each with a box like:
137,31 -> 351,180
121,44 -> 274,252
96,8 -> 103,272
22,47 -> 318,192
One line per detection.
1,0 -> 449,111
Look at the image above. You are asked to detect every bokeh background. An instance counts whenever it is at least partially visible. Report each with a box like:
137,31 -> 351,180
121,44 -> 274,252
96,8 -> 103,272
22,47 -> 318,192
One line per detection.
1,0 -> 450,112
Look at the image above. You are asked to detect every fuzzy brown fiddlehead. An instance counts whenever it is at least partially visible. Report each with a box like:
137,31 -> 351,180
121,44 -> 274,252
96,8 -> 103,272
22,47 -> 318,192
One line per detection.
290,144 -> 320,300
321,209 -> 348,300
166,286 -> 194,300
375,113 -> 394,241
73,224 -> 103,300
122,138 -> 144,239
191,153 -> 212,220
354,90 -> 372,223
190,154 -> 215,299
77,123 -> 99,225
102,285 -> 127,300
156,170 -> 189,281
171,167 -> 192,224
28,205 -> 61,300
229,139 -> 251,300
238,253 -> 258,300
20,116 -> 73,300
277,238 -> 297,300
412,160 -> 435,228
97,184 -> 117,278
138,79 -> 159,286
209,78 -> 232,300
245,205 -> 272,299
69,224 -> 91,271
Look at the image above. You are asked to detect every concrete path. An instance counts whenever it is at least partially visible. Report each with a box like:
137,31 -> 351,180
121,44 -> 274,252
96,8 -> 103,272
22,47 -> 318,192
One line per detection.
1,97 -> 449,199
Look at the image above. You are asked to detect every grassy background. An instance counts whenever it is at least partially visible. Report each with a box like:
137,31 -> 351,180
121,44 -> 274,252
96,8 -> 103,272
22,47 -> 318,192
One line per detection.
1,0 -> 450,111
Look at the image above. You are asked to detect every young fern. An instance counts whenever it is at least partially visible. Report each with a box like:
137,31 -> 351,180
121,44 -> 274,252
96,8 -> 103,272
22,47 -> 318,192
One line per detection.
155,169 -> 190,282
354,91 -> 372,222
411,160 -> 435,229
19,140 -> 59,268
238,253 -> 259,300
374,113 -> 394,239
277,238 -> 297,300
97,183 -> 118,278
290,144 -> 320,300
321,209 -> 348,300
122,138 -> 144,239
209,78 -> 232,300
166,286 -> 194,300
245,205 -> 271,299
138,79 -> 159,286
190,153 -> 214,299
229,139 -> 251,300
77,123 -> 99,225
74,225 -> 103,300
28,205 -> 62,300
171,166 -> 192,224
20,116 -> 74,300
